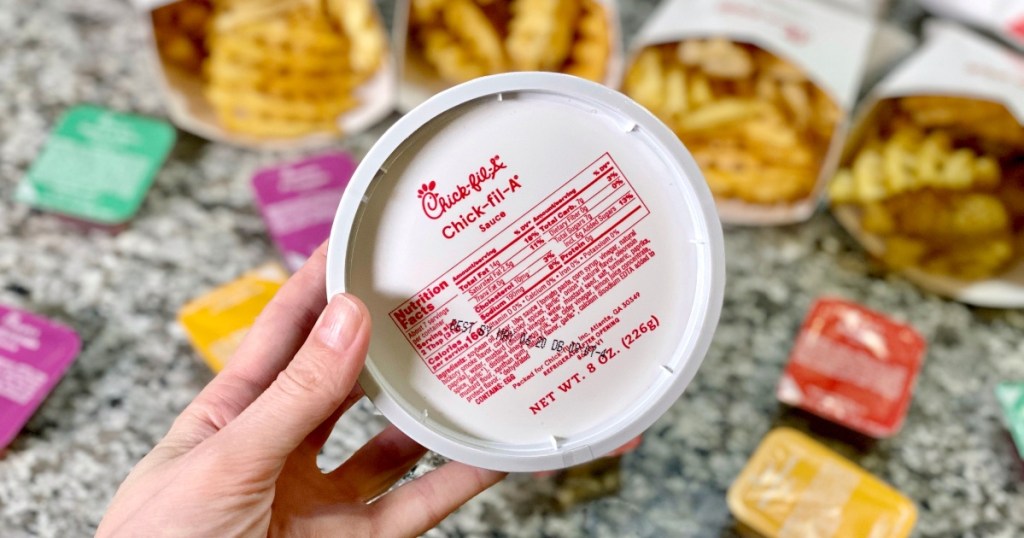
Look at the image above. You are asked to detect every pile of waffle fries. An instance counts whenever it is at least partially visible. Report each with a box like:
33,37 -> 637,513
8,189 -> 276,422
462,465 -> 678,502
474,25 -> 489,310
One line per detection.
153,0 -> 386,138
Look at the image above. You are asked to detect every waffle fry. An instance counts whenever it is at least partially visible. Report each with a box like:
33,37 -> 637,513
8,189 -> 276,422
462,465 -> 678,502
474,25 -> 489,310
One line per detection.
829,96 -> 1024,279
211,0 -> 300,32
206,26 -> 351,75
207,86 -> 357,122
623,40 -> 838,204
205,5 -> 348,136
204,57 -> 360,98
217,114 -> 342,138
409,0 -> 612,84
445,0 -> 507,73
421,26 -> 490,83
411,0 -> 449,24
563,0 -> 610,81
326,0 -> 386,76
153,0 -> 386,139
506,0 -> 579,71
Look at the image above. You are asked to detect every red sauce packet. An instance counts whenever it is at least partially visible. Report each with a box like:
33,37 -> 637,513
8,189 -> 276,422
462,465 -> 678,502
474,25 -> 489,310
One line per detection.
777,298 -> 926,438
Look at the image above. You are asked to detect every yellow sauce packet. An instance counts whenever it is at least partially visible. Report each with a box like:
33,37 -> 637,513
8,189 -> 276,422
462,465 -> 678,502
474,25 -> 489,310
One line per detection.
728,428 -> 916,538
178,264 -> 289,372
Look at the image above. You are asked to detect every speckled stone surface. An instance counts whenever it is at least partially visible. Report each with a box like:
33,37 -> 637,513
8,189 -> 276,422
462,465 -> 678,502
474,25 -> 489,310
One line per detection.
2,0 -> 1023,536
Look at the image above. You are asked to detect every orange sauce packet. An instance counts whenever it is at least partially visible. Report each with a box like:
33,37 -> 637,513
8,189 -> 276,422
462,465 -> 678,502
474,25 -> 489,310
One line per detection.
178,264 -> 289,372
728,428 -> 917,538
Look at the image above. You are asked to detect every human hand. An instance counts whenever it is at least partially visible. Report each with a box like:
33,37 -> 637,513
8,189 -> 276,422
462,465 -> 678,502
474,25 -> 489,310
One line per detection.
97,243 -> 506,537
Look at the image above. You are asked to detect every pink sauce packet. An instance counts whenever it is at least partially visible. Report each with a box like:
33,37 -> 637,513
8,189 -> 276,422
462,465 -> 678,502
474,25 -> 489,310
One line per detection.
252,152 -> 356,272
0,305 -> 81,449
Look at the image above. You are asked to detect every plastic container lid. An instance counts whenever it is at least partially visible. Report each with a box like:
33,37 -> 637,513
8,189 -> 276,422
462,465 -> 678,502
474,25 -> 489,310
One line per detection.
326,73 -> 725,472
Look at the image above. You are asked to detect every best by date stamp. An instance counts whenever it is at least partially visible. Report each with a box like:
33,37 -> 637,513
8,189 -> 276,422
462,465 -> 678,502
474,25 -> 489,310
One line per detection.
449,310 -> 661,416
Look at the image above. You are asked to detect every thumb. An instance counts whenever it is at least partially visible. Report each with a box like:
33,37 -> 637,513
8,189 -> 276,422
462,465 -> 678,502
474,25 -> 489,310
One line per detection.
214,293 -> 370,467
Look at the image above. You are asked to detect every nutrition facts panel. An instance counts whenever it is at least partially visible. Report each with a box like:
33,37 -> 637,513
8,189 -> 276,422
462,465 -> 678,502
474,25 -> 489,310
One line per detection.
389,152 -> 655,403
0,355 -> 47,406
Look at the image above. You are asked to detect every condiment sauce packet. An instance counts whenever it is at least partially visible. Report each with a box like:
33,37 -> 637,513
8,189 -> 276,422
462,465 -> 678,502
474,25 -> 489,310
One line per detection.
626,0 -> 875,225
15,105 -> 176,225
777,298 -> 926,438
996,382 -> 1024,460
728,428 -> 917,538
252,152 -> 356,272
0,305 -> 81,449
178,264 -> 289,372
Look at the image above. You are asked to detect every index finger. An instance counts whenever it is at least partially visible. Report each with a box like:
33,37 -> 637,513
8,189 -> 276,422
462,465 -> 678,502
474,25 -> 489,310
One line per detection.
171,242 -> 333,443
221,242 -> 331,389
369,462 -> 506,536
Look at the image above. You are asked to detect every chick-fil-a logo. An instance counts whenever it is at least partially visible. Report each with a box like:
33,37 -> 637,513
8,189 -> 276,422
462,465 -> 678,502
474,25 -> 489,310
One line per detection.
1010,17 -> 1024,42
418,155 -> 508,220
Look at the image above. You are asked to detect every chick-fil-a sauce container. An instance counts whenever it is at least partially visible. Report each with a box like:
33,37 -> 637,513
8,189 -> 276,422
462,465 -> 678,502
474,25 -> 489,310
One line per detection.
326,73 -> 725,472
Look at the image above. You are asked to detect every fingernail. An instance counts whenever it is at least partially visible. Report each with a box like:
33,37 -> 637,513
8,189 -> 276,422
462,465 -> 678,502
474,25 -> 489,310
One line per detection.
317,294 -> 362,349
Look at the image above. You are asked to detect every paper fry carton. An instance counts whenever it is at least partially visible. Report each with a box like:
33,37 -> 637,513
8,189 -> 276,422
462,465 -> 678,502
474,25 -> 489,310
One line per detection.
829,22 -> 1024,307
133,0 -> 395,150
622,0 -> 875,225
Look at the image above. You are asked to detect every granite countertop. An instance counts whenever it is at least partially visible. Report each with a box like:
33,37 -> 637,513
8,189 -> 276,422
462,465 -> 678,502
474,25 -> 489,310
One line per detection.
2,0 -> 1023,536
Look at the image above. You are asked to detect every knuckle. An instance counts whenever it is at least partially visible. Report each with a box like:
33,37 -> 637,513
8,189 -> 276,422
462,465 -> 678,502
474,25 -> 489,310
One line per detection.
275,353 -> 330,399
413,480 -> 446,524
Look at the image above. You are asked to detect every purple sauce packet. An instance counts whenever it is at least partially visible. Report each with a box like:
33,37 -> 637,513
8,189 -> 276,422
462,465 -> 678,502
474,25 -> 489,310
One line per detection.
252,152 -> 356,272
0,305 -> 80,449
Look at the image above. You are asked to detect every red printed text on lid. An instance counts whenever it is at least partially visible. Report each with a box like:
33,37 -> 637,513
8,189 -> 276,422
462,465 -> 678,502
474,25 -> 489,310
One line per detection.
389,153 -> 656,408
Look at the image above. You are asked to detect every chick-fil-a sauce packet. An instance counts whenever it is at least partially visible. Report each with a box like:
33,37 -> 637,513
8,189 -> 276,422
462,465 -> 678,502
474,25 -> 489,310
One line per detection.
777,298 -> 926,438
0,305 -> 81,449
15,105 -> 175,226
728,428 -> 917,538
178,264 -> 289,373
996,382 -> 1024,460
252,152 -> 356,272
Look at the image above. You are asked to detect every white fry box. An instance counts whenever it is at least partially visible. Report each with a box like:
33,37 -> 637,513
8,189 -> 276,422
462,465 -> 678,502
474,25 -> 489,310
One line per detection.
833,21 -> 1024,308
394,0 -> 624,112
861,22 -> 917,92
626,0 -> 875,226
919,0 -> 1024,51
326,73 -> 725,472
133,0 -> 396,150
818,0 -> 891,18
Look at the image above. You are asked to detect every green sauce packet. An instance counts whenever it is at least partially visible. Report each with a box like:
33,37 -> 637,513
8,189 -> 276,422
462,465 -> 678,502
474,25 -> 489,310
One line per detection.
996,382 -> 1024,459
16,105 -> 176,225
